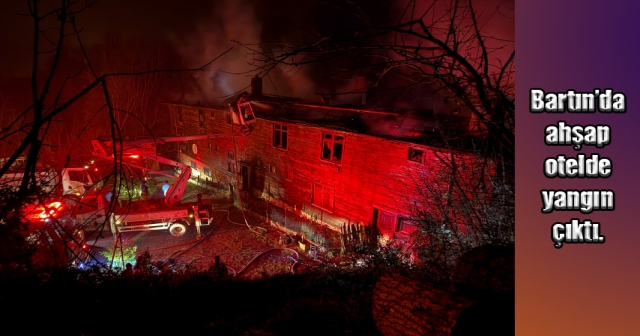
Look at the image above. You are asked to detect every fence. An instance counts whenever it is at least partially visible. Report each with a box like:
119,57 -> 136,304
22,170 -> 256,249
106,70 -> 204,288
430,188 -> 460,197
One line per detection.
240,192 -> 334,247
339,222 -> 376,253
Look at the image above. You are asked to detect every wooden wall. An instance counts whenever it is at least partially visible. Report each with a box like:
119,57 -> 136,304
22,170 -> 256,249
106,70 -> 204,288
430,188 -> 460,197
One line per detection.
167,104 -> 487,238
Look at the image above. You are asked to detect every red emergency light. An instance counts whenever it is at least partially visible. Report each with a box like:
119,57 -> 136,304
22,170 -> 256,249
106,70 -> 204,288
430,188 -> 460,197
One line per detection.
38,201 -> 63,219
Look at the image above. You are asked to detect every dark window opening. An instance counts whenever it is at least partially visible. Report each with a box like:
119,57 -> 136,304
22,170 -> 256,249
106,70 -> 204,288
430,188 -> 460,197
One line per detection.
177,107 -> 183,123
227,162 -> 234,173
226,114 -> 232,125
408,148 -> 423,163
215,144 -> 220,153
321,133 -> 344,164
240,164 -> 250,190
273,124 -> 288,149
191,161 -> 197,169
67,170 -> 91,184
333,136 -> 343,160
274,127 -> 280,147
228,151 -> 234,160
322,140 -> 331,160
239,102 -> 256,123
204,168 -> 211,177
198,109 -> 206,128
282,129 -> 288,149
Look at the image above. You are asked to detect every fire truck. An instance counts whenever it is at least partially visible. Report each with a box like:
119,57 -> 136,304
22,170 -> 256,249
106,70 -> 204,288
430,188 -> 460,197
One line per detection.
0,160 -> 96,267
86,135 -> 227,238
1,161 -> 96,198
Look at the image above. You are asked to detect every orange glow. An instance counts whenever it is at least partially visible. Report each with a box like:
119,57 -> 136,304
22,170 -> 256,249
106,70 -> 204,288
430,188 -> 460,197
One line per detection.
38,202 -> 63,219
130,155 -> 139,159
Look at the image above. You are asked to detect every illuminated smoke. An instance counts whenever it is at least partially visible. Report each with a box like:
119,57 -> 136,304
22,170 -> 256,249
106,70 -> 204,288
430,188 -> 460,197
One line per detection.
175,0 -> 318,105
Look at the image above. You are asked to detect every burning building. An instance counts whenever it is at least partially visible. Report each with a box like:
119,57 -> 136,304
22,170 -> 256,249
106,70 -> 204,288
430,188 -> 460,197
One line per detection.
166,77 -> 491,245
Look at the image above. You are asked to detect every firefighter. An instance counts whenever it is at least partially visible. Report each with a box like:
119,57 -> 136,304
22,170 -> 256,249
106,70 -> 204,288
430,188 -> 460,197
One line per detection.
196,193 -> 212,222
104,190 -> 114,203
140,180 -> 149,198
133,252 -> 152,275
162,180 -> 170,196
121,263 -> 134,277
208,256 -> 229,279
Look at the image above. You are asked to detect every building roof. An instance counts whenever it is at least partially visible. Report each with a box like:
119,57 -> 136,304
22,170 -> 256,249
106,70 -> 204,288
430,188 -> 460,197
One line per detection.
234,92 -> 476,148
170,90 -> 481,150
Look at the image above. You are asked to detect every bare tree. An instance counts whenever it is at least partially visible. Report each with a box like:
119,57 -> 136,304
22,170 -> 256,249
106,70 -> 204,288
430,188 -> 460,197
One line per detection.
0,94 -> 23,160
400,139 -> 513,279
86,38 -> 177,134
242,0 -> 513,157
38,39 -> 178,159
0,0 -> 230,270
238,0 -> 514,271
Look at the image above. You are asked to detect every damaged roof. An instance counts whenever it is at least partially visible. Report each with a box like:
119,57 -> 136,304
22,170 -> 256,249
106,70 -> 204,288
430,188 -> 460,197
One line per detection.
229,92 -> 475,147
172,90 -> 479,149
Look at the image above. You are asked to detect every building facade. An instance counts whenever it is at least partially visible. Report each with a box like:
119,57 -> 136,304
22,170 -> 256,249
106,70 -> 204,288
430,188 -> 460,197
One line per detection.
166,82 -> 488,244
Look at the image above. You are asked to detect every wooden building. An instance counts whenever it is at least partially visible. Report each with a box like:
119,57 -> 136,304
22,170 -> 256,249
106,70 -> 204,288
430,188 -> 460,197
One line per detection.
165,77 -> 489,243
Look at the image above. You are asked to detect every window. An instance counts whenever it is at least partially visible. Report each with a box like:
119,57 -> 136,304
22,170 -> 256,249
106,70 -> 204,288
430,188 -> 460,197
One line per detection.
198,109 -> 206,128
191,161 -> 197,169
215,144 -> 220,153
227,162 -> 234,173
228,151 -> 234,160
396,218 -> 419,233
321,133 -> 344,164
273,124 -> 288,150
269,165 -> 277,174
226,114 -> 232,125
286,169 -> 293,181
210,110 -> 215,118
312,182 -> 334,212
238,102 -> 256,124
67,170 -> 91,184
204,167 -> 211,177
208,142 -> 212,149
408,148 -> 423,163
177,107 -> 183,123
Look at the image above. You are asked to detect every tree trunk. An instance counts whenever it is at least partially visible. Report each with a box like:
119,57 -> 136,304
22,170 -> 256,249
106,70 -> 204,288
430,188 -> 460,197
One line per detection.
373,272 -> 475,336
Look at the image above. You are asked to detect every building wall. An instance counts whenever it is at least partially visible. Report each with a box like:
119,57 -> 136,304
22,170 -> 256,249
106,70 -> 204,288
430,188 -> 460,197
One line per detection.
166,104 -> 487,239
169,105 -> 237,197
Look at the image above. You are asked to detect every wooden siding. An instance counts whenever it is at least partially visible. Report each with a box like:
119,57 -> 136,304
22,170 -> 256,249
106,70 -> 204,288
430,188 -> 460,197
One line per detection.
166,104 -> 488,237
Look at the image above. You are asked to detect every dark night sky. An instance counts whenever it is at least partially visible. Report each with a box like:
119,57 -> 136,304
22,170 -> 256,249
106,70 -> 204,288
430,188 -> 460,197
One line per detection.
0,0 -> 514,105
